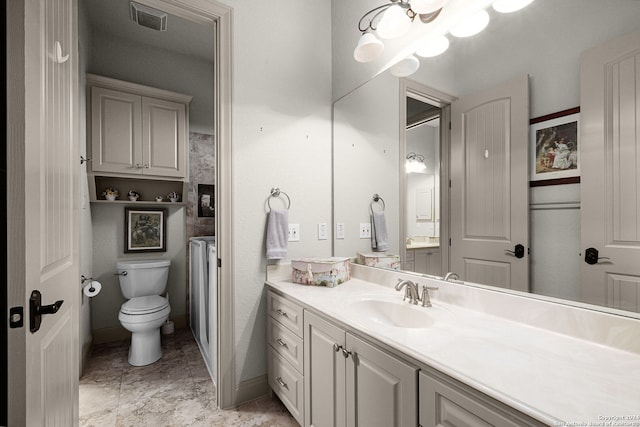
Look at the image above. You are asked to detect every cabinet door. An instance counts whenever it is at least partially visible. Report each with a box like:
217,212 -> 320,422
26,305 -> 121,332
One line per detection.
346,334 -> 417,427
142,97 -> 187,177
90,86 -> 142,174
419,371 -> 544,427
304,311 -> 346,427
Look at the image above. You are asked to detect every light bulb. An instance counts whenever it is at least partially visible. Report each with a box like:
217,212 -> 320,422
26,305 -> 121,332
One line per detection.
450,9 -> 490,38
415,35 -> 449,57
410,0 -> 449,15
390,55 -> 420,77
492,0 -> 534,13
353,32 -> 384,63
377,4 -> 412,40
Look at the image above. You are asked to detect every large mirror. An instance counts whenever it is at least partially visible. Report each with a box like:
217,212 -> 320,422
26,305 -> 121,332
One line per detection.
332,0 -> 640,317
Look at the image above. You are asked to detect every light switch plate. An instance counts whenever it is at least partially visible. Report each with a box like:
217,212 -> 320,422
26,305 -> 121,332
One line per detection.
336,223 -> 345,239
318,223 -> 328,240
288,224 -> 300,241
359,223 -> 371,239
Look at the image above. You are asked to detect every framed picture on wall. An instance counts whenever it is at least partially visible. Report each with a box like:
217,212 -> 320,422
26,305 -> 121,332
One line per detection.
125,207 -> 167,253
198,184 -> 215,218
530,107 -> 580,186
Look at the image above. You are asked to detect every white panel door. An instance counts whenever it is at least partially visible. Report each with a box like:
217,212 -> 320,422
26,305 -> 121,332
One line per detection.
451,75 -> 529,291
7,0 -> 79,424
580,31 -> 640,312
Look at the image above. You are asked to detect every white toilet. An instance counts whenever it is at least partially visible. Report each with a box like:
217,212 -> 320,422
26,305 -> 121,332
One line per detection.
117,259 -> 171,366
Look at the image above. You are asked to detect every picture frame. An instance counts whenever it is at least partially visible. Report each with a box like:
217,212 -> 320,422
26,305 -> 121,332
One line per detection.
125,207 -> 167,253
198,184 -> 215,218
529,107 -> 580,187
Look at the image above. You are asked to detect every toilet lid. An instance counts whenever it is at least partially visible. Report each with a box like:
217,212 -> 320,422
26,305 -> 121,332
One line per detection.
121,295 -> 169,315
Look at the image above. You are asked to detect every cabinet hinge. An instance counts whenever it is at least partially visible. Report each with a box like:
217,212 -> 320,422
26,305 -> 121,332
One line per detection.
449,238 -> 452,246
448,121 -> 451,130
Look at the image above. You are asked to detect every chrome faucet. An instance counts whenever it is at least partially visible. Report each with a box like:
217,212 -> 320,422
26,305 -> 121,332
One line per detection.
395,279 -> 420,305
443,272 -> 460,282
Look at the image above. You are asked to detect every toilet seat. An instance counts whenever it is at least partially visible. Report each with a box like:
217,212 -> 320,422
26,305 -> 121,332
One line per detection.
121,295 -> 169,315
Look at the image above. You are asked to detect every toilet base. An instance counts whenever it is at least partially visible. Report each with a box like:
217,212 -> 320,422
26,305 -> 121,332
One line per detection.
128,328 -> 162,366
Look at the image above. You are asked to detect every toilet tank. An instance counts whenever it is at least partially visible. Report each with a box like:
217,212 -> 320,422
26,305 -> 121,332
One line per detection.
116,259 -> 170,299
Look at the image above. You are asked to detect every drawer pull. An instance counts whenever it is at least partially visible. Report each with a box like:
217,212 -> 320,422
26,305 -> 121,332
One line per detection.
275,308 -> 288,317
275,376 -> 288,389
276,338 -> 288,348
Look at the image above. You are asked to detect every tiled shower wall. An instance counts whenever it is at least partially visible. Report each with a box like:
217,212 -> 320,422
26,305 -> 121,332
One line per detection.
187,132 -> 215,240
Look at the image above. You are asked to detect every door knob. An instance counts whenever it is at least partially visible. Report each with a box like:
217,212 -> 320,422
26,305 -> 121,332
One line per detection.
29,290 -> 64,333
584,247 -> 610,265
505,244 -> 525,259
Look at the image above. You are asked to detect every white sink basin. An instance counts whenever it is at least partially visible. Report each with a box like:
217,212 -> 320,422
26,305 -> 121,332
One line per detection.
351,299 -> 436,329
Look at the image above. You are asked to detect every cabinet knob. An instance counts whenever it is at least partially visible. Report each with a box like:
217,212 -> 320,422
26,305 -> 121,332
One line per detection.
134,163 -> 142,169
143,164 -> 149,168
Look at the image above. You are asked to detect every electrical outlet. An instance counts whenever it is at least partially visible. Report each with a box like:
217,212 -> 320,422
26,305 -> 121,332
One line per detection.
318,223 -> 328,240
336,223 -> 345,239
359,223 -> 371,239
288,224 -> 300,242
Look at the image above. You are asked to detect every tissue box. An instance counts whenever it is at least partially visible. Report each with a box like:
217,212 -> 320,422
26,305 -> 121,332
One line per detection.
357,252 -> 401,270
291,257 -> 351,287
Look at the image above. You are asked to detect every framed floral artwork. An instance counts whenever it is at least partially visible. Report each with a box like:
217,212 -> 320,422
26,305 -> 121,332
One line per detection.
125,208 -> 167,253
530,107 -> 580,187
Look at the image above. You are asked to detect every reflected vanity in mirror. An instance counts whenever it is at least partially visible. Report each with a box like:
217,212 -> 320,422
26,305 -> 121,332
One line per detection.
332,0 -> 640,318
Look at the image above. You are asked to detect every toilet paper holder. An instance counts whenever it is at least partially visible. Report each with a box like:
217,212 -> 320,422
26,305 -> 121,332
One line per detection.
81,275 -> 96,291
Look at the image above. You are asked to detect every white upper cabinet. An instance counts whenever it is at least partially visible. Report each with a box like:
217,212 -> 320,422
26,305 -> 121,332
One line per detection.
88,74 -> 191,179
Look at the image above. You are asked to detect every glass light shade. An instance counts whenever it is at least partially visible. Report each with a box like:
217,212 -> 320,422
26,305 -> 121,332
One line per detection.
390,55 -> 420,77
377,4 -> 412,40
406,159 -> 427,173
353,32 -> 384,63
492,0 -> 534,13
415,35 -> 450,57
410,0 -> 449,15
450,9 -> 490,38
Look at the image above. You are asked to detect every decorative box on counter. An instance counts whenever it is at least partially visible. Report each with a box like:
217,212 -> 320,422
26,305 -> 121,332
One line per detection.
291,257 -> 351,287
357,252 -> 401,270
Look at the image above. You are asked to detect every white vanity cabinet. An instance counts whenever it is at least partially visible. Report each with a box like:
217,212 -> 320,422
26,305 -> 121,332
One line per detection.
419,369 -> 545,427
267,292 -> 305,425
410,247 -> 442,276
87,74 -> 191,179
304,310 -> 418,427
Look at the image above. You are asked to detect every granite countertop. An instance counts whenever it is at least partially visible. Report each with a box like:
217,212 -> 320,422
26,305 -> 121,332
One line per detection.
266,277 -> 640,425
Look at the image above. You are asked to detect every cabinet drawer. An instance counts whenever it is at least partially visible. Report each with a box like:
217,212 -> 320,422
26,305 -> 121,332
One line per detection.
268,347 -> 303,426
267,317 -> 304,373
267,292 -> 303,337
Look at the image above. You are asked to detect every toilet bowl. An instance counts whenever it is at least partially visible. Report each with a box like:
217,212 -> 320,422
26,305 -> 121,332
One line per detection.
117,259 -> 171,366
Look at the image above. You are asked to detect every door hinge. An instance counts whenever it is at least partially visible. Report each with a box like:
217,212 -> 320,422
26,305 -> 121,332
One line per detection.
448,121 -> 451,130
9,306 -> 24,328
217,258 -> 222,268
449,238 -> 452,246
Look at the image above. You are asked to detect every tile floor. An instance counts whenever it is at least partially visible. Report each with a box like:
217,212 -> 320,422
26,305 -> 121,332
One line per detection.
79,328 -> 298,426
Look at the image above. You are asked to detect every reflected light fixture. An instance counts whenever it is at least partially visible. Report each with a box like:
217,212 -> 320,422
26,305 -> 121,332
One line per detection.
353,0 -> 534,77
406,152 -> 427,173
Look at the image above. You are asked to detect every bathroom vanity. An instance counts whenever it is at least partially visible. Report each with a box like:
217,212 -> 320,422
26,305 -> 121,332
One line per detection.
266,264 -> 640,427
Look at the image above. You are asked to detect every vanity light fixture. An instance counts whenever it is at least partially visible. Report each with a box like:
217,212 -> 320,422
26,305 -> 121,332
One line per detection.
406,152 -> 428,174
353,0 -> 534,76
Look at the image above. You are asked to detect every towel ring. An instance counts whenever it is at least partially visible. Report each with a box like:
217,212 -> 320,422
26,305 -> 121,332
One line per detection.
268,187 -> 291,210
370,193 -> 385,213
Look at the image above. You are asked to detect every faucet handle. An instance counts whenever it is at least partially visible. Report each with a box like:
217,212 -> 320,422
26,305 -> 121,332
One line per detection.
421,285 -> 435,307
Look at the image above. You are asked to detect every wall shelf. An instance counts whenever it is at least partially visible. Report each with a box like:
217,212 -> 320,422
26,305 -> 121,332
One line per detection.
89,174 -> 188,205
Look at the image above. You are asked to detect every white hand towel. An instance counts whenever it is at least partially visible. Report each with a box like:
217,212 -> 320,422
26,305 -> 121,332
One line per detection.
371,210 -> 389,252
267,208 -> 288,259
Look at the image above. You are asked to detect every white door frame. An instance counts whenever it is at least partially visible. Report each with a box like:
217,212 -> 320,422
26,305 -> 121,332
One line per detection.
139,0 -> 236,409
399,79 -> 456,276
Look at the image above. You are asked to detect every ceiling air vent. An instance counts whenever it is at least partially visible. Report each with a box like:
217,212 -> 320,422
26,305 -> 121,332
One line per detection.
129,2 -> 168,31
